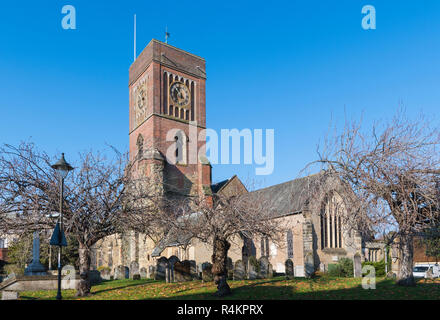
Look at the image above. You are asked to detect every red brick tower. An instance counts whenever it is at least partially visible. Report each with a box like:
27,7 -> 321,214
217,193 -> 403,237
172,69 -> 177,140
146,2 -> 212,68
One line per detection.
129,39 -> 211,198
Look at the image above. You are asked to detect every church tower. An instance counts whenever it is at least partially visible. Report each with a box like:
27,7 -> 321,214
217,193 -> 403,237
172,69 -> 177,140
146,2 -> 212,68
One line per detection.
129,39 -> 211,197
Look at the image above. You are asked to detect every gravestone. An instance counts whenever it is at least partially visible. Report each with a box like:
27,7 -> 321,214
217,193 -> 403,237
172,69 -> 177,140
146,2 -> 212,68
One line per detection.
201,262 -> 213,282
168,255 -> 180,268
174,261 -> 192,282
114,265 -> 128,280
304,252 -> 315,278
165,266 -> 171,283
148,265 -> 156,279
268,263 -> 274,278
2,291 -> 19,300
233,260 -> 246,280
155,257 -> 169,280
100,268 -> 111,280
319,263 -> 326,273
140,267 -> 147,279
189,260 -> 198,279
88,270 -> 102,285
248,262 -> 258,280
168,256 -> 179,282
295,265 -> 305,277
258,256 -> 269,279
130,261 -> 140,279
285,259 -> 294,280
353,254 -> 362,278
226,257 -> 234,280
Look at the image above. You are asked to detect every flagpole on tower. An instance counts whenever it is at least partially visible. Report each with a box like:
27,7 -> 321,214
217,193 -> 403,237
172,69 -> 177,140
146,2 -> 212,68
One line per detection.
134,14 -> 137,62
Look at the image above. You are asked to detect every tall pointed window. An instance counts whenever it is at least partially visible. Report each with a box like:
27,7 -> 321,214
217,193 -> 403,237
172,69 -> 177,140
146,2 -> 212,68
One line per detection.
137,134 -> 144,160
286,230 -> 294,259
174,130 -> 187,165
321,195 -> 343,249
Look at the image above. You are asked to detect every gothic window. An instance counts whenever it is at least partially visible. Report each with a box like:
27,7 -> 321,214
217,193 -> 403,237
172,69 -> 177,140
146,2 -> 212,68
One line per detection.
0,238 -> 5,248
260,237 -> 270,257
286,230 -> 293,259
338,215 -> 342,248
136,134 -> 144,160
108,245 -> 113,267
174,131 -> 187,165
190,81 -> 195,121
265,237 -> 270,257
163,72 -> 168,115
320,209 -> 327,249
321,195 -> 343,249
329,212 -> 333,248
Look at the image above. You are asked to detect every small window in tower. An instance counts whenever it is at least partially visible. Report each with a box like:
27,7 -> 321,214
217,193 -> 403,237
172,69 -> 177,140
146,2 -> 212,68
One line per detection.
174,131 -> 187,165
136,134 -> 144,160
175,136 -> 179,158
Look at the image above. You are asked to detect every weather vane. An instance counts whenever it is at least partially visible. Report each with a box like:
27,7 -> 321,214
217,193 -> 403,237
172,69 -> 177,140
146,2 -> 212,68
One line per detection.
165,26 -> 170,44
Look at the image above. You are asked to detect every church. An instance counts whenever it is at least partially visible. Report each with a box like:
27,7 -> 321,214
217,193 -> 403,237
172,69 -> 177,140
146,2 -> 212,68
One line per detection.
92,39 -> 365,278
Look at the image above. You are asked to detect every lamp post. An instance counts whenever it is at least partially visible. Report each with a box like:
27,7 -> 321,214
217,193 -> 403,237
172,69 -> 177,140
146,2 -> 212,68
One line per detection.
51,153 -> 73,301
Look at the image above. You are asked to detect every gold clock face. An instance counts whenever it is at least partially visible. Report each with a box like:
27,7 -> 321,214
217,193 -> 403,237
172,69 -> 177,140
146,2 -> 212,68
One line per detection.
134,83 -> 147,126
170,82 -> 190,107
136,86 -> 146,110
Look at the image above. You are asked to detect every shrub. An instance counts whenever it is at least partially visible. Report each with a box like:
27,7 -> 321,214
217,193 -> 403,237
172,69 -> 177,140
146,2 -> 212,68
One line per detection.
327,258 -> 353,277
338,258 -> 354,277
4,263 -> 24,276
362,260 -> 386,277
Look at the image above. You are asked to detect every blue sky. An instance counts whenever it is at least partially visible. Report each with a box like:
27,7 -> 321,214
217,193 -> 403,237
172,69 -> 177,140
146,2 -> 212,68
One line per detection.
1,1 -> 439,188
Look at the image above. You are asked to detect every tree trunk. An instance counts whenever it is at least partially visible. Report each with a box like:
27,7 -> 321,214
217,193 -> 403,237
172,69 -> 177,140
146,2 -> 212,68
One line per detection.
76,242 -> 92,296
396,234 -> 415,286
211,236 -> 231,297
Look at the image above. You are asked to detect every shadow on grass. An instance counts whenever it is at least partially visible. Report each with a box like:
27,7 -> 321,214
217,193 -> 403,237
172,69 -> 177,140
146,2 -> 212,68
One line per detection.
92,279 -> 156,295
147,277 -> 440,301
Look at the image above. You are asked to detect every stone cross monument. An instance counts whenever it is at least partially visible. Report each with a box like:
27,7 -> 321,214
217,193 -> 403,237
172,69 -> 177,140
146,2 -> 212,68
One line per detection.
24,231 -> 47,276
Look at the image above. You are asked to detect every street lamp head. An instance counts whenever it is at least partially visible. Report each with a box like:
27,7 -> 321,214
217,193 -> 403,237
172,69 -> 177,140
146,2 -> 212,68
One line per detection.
51,153 -> 74,179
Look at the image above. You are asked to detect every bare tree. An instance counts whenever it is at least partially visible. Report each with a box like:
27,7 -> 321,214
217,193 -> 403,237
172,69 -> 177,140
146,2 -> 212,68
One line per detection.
313,112 -> 440,286
132,182 -> 287,297
0,142 -> 156,295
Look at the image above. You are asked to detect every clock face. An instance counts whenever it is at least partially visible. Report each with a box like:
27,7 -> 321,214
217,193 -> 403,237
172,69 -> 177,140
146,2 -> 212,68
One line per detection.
170,82 -> 190,107
136,86 -> 146,110
134,82 -> 147,126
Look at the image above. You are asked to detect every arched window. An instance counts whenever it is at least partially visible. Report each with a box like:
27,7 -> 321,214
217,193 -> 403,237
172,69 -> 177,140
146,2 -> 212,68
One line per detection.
286,230 -> 293,259
265,237 -> 270,257
260,236 -> 270,257
136,134 -> 144,160
321,195 -> 343,249
163,72 -> 168,115
174,130 -> 187,165
190,81 -> 195,121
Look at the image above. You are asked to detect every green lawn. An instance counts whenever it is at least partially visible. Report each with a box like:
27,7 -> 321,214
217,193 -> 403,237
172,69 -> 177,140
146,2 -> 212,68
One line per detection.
19,276 -> 440,300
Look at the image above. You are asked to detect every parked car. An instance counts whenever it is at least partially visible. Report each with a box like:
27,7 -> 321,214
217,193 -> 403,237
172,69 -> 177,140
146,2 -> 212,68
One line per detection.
413,264 -> 440,278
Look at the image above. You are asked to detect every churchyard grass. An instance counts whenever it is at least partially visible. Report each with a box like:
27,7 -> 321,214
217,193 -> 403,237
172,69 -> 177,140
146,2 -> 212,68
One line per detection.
19,276 -> 440,300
